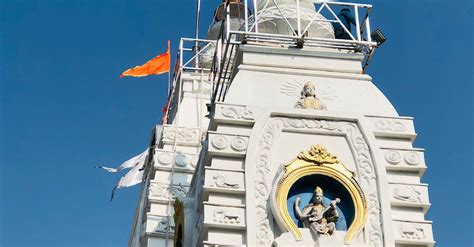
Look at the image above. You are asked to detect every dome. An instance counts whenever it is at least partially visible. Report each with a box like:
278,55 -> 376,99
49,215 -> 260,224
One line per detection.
250,3 -> 334,39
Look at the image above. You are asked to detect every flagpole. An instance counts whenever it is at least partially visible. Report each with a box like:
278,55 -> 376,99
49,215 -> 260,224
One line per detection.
167,40 -> 171,97
168,70 -> 171,97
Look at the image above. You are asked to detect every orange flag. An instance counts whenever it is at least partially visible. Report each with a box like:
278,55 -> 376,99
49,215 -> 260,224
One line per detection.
120,40 -> 170,78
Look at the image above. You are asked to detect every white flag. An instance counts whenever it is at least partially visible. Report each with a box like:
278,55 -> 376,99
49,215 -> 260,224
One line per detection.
98,148 -> 149,201
97,148 -> 149,173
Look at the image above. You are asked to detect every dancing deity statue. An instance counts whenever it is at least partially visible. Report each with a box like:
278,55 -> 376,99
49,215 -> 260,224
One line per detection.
294,186 -> 340,236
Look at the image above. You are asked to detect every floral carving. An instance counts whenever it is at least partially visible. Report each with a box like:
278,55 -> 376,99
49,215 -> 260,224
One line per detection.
230,137 -> 248,152
374,119 -> 406,132
404,152 -> 420,166
221,106 -> 255,121
157,152 -> 173,166
175,153 -> 188,167
211,135 -> 228,150
162,126 -> 200,145
385,150 -> 401,165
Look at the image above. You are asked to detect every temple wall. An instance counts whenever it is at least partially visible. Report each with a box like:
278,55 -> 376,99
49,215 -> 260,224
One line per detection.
188,47 -> 433,246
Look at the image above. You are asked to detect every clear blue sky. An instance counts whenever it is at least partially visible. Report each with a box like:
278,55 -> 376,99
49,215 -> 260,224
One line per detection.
0,1 -> 472,246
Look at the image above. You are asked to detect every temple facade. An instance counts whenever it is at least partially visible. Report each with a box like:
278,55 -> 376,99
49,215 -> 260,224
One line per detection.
128,1 -> 434,246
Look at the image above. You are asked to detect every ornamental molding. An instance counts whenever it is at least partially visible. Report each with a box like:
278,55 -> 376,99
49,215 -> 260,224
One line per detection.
209,133 -> 249,154
152,216 -> 175,234
217,104 -> 256,121
374,119 -> 406,132
382,149 -> 423,167
385,150 -> 401,164
162,126 -> 201,146
153,149 -> 198,170
404,152 -> 420,166
149,182 -> 189,201
253,117 -> 383,246
368,117 -> 417,140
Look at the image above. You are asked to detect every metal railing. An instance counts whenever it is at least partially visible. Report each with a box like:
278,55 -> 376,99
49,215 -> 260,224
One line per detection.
163,38 -> 217,125
209,0 -> 381,103
166,1 -> 382,115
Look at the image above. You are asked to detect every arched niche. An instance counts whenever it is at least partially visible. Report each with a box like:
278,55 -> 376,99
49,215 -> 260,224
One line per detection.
271,145 -> 367,244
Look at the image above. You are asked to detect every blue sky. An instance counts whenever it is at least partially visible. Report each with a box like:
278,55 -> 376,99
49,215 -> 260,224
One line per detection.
0,0 -> 472,246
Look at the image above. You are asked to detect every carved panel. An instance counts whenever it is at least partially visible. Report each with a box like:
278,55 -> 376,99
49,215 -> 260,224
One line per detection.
204,169 -> 245,191
252,117 -> 384,246
215,104 -> 256,122
393,220 -> 434,245
146,215 -> 175,235
367,117 -> 416,140
153,149 -> 198,171
209,133 -> 249,155
382,148 -> 426,172
162,125 -> 201,146
149,182 -> 189,201
389,183 -> 430,207
204,204 -> 246,228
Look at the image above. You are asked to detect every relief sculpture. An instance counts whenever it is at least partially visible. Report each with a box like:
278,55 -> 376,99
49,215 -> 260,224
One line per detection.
294,82 -> 327,110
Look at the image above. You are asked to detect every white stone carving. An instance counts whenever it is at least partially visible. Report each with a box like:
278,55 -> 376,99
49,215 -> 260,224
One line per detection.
170,184 -> 188,198
154,217 -> 175,234
154,150 -> 198,170
404,152 -> 420,166
374,119 -> 406,132
221,105 -> 255,121
253,117 -> 383,246
162,126 -> 200,145
393,185 -> 422,203
213,208 -> 241,224
211,135 -> 229,150
149,182 -> 188,200
157,152 -> 173,166
209,133 -> 249,154
189,157 -> 198,168
385,150 -> 401,165
230,137 -> 248,152
175,153 -> 188,167
212,172 -> 240,189
149,182 -> 168,199
280,80 -> 337,101
399,223 -> 426,240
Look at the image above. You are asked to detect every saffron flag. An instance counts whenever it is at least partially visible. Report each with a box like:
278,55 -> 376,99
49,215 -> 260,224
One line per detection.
120,40 -> 170,78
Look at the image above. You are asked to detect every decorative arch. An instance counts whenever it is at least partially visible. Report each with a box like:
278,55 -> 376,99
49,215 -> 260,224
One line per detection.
271,145 -> 367,244
246,116 -> 384,246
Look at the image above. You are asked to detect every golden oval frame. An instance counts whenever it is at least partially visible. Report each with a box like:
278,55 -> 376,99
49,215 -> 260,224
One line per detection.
274,148 -> 368,244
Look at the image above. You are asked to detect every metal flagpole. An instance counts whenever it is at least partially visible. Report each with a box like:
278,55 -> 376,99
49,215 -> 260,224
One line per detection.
195,0 -> 201,67
168,41 -> 171,97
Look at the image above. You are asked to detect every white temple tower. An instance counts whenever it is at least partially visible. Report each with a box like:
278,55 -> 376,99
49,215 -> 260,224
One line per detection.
128,1 -> 434,246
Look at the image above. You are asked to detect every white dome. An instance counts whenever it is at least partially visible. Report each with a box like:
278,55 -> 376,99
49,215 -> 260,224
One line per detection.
250,4 -> 334,39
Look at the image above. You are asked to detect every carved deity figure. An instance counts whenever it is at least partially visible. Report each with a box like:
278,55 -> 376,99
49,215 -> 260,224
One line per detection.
294,186 -> 340,236
294,82 -> 327,110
